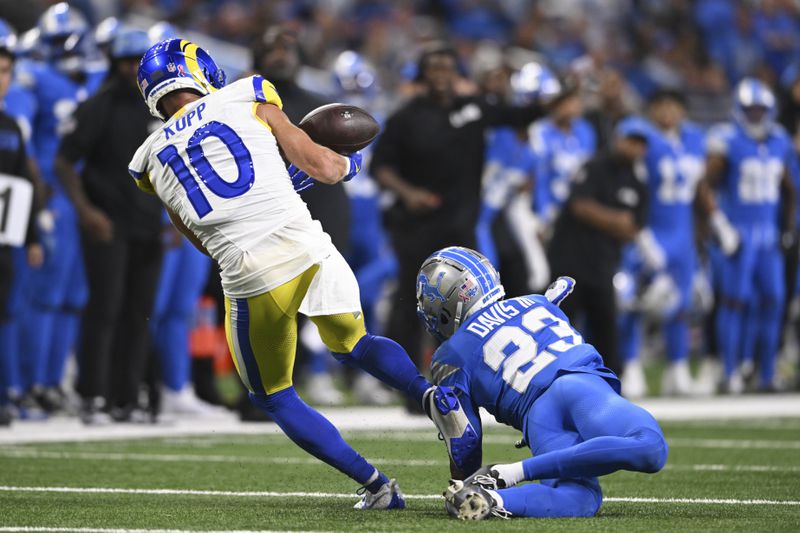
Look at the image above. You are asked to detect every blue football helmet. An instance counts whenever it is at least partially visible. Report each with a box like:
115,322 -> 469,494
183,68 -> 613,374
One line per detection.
0,18 -> 16,54
417,247 -> 505,341
37,2 -> 90,74
332,50 -> 378,96
733,78 -> 776,139
510,62 -> 561,106
16,28 -> 41,60
111,30 -> 151,61
94,17 -> 120,49
147,22 -> 178,45
137,38 -> 226,120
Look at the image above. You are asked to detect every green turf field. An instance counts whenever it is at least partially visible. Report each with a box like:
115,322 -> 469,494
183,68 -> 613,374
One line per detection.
1,418 -> 799,532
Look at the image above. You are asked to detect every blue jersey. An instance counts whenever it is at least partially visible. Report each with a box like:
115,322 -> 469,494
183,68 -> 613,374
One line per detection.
2,82 -> 37,157
707,122 -> 794,228
431,295 -> 619,432
530,118 -> 596,221
20,63 -> 104,189
481,127 -> 535,210
644,121 -> 705,239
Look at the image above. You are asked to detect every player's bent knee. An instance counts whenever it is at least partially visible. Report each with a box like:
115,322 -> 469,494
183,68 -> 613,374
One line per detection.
312,312 -> 367,354
629,427 -> 668,473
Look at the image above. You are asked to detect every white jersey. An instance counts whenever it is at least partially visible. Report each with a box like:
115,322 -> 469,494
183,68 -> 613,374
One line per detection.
129,75 -> 332,298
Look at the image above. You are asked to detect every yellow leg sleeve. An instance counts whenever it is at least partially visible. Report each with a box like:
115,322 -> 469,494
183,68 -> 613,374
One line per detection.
310,311 -> 367,354
224,265 -> 319,395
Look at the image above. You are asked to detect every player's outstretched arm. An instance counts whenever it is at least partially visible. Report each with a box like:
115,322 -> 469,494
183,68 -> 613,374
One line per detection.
256,103 -> 349,184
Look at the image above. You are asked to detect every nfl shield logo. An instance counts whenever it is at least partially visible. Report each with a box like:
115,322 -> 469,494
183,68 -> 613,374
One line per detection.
166,62 -> 177,73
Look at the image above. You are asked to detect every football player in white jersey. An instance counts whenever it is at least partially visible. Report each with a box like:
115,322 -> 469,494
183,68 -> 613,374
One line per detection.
129,39 -> 461,509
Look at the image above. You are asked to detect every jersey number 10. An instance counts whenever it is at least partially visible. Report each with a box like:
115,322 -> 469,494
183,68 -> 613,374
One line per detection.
157,121 -> 255,218
482,306 -> 583,393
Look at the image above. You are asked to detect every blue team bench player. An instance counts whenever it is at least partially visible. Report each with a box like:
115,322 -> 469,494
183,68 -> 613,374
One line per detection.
416,247 -> 668,520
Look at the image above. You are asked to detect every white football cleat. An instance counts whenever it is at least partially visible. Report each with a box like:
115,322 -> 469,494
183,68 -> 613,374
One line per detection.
693,358 -> 721,396
444,479 -> 510,520
161,387 -> 231,417
305,373 -> 345,406
621,359 -> 648,399
661,360 -> 693,397
354,479 -> 406,510
353,373 -> 394,406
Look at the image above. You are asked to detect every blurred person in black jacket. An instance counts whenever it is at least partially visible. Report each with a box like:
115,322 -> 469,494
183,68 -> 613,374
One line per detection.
547,118 -> 650,375
370,44 -> 542,410
55,30 -> 163,424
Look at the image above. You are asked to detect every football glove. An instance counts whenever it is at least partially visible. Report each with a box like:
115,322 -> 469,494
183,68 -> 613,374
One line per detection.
342,151 -> 363,182
710,210 -> 740,256
544,276 -> 576,307
288,164 -> 314,192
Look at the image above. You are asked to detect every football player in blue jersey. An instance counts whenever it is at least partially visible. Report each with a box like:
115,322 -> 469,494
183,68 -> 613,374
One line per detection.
530,77 -> 596,227
618,91 -> 706,396
699,78 -> 796,393
0,20 -> 45,419
417,247 -> 667,519
475,62 -> 554,295
17,3 -> 104,410
324,50 -> 396,405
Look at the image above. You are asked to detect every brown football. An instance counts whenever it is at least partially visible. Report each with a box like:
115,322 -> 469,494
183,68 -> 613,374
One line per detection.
298,103 -> 380,154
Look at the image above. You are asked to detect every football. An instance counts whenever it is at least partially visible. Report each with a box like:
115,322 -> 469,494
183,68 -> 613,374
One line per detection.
298,103 -> 380,154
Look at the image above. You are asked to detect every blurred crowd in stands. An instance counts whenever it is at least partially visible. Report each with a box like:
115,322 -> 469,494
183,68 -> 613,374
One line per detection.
2,0 -> 800,427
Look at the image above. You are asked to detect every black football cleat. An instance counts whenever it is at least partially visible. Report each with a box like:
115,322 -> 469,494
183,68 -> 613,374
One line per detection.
443,479 -> 510,520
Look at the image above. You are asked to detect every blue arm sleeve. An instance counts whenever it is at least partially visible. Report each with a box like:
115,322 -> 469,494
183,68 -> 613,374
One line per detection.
438,370 -> 484,478
476,202 -> 500,267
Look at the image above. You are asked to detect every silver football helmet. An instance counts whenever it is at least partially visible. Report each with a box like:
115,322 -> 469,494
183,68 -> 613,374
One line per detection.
416,247 -> 505,341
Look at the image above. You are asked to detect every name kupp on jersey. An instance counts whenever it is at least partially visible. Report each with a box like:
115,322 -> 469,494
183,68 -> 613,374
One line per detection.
128,76 -> 332,298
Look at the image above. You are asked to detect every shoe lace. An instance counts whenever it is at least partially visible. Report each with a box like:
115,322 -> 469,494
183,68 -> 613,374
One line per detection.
472,474 -> 498,490
490,506 -> 512,519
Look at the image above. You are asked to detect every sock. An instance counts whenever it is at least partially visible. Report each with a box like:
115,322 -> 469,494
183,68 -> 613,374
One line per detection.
364,470 -> 390,494
21,306 -> 55,389
493,461 -> 525,487
664,315 -> 688,363
521,427 -> 666,481
333,334 -> 431,405
716,302 -> 743,378
0,320 -> 21,401
249,387 -> 377,485
758,301 -> 782,387
618,312 -> 641,363
46,310 -> 81,387
157,317 -> 190,391
496,479 -> 601,518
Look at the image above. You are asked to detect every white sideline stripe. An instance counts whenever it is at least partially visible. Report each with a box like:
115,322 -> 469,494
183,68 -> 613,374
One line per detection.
0,449 -> 439,467
668,438 -> 800,450
3,448 -> 800,473
3,395 -> 800,444
0,529 -> 323,533
342,433 -> 800,450
1,486 -> 799,506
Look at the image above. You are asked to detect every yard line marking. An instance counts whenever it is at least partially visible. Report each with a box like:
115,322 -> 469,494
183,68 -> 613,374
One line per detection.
4,448 -> 800,474
0,449 -> 440,467
0,529 -> 325,533
2,486 -> 800,506
668,438 -> 800,450
666,464 -> 800,473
